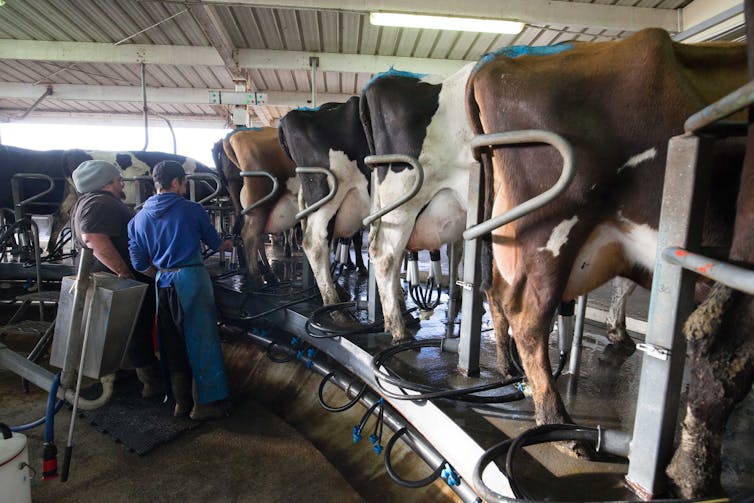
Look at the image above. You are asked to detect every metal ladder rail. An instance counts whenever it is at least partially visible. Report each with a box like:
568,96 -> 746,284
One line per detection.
626,78 -> 754,498
459,130 -> 575,375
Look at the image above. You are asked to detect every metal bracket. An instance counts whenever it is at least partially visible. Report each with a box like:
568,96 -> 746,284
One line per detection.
240,171 -> 279,215
636,342 -> 670,361
455,280 -> 473,291
295,167 -> 338,220
362,154 -> 424,227
186,172 -> 222,205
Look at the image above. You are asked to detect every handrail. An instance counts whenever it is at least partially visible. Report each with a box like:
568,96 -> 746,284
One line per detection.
11,173 -> 55,208
685,79 -> 754,134
295,167 -> 338,220
121,175 -> 154,211
362,154 -> 424,227
662,247 -> 754,295
186,172 -> 222,205
240,171 -> 279,215
463,130 -> 575,241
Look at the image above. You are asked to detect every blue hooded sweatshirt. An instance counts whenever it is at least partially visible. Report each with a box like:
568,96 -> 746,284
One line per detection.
128,192 -> 222,287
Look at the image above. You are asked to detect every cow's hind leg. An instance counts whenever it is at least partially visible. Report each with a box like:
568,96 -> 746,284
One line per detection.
487,268 -> 514,378
667,285 -> 754,498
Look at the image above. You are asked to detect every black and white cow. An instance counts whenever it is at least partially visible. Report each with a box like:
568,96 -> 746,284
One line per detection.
278,97 -> 370,305
360,65 -> 477,343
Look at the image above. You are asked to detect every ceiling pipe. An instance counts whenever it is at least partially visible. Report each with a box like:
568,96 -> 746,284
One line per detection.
310,56 -> 319,107
140,62 -> 149,151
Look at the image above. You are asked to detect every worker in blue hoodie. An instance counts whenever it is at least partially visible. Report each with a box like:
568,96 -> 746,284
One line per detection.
128,160 -> 233,420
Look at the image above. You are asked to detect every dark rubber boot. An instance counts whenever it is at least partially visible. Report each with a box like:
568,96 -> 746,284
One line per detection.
170,372 -> 193,418
189,381 -> 231,421
135,364 -> 164,399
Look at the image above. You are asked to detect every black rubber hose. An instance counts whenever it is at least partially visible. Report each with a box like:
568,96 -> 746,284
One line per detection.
265,341 -> 294,363
371,339 -> 525,403
317,372 -> 367,413
472,424 -> 712,503
384,427 -> 445,488
305,302 -> 384,338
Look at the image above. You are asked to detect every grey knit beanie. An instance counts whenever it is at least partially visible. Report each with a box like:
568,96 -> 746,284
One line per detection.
72,160 -> 121,193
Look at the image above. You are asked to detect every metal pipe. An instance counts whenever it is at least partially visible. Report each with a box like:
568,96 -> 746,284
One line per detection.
446,241 -> 459,339
154,113 -> 177,153
362,154 -> 424,227
113,8 -> 188,46
244,330 -> 480,502
240,171 -> 279,215
295,167 -> 338,220
684,80 -> 754,134
310,57 -> 319,107
14,85 -> 52,121
186,173 -> 222,205
60,248 -> 93,389
140,62 -> 149,151
463,130 -> 575,241
662,246 -> 754,295
11,173 -> 55,215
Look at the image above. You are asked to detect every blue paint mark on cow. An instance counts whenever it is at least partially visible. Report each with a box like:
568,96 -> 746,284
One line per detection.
225,127 -> 265,141
296,106 -> 321,112
475,43 -> 575,72
363,67 -> 428,91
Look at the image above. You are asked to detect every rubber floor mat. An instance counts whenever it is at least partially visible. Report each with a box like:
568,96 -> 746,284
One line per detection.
80,373 -> 202,455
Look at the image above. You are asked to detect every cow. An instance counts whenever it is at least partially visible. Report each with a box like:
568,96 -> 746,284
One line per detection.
465,28 -> 749,497
212,139 -> 243,236
222,127 -> 299,286
359,65 -> 486,349
277,98 -> 370,305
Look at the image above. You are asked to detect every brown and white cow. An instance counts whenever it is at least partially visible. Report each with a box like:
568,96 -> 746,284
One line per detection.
223,127 -> 299,284
466,29 -> 749,496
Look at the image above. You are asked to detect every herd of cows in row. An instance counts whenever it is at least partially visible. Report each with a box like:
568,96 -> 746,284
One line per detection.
1,28 -> 752,496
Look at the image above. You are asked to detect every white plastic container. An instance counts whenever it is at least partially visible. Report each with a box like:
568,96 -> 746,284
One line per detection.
0,430 -> 32,503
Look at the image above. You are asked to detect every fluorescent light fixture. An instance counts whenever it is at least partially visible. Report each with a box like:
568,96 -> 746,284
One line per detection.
370,12 -> 524,34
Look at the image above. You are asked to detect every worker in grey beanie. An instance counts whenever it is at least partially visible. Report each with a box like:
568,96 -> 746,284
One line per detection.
69,158 -> 164,399
72,159 -> 122,194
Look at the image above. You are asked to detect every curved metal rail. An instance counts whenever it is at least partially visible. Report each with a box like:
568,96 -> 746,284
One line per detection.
186,172 -> 222,205
11,173 -> 55,209
122,175 -> 154,211
240,171 -> 279,215
362,154 -> 424,227
463,130 -> 575,241
295,167 -> 339,220
685,80 -> 754,134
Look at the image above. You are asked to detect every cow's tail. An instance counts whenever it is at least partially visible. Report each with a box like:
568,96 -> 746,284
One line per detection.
358,89 -> 377,156
465,73 -> 495,292
223,138 -> 241,171
277,118 -> 293,161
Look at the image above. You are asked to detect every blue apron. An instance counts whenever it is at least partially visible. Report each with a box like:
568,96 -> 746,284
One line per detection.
156,262 -> 228,404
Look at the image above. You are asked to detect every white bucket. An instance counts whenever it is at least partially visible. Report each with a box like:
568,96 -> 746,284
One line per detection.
0,429 -> 32,503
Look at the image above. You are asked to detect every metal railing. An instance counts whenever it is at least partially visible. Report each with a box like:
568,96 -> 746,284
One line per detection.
362,154 -> 424,227
295,167 -> 338,220
186,172 -> 222,206
685,80 -> 754,134
240,171 -> 279,215
463,130 -> 575,240
11,173 -> 55,216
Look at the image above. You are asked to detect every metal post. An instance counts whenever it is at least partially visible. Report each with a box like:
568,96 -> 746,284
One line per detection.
457,157 -> 484,376
626,135 -> 712,498
59,248 -> 93,389
445,241 -> 459,338
557,300 -> 575,356
367,170 -> 382,323
310,57 -> 319,107
567,294 -> 587,396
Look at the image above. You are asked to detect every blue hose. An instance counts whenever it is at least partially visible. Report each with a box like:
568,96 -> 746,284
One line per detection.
10,373 -> 64,436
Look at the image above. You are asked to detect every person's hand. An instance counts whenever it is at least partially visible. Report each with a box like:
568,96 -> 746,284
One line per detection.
218,239 -> 234,253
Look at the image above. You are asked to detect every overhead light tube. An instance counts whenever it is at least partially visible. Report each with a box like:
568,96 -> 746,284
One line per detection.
369,12 -> 524,34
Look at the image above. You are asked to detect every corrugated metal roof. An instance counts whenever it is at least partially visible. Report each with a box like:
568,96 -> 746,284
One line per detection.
0,0 -> 740,127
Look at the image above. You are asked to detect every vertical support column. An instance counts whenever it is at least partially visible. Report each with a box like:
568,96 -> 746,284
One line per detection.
445,241 -> 459,338
626,135 -> 712,498
60,248 -> 94,389
457,159 -> 484,376
367,170 -> 382,323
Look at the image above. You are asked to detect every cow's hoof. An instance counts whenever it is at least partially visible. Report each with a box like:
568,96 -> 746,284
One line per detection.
599,339 -> 636,367
357,266 -> 368,277
335,283 -> 351,302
